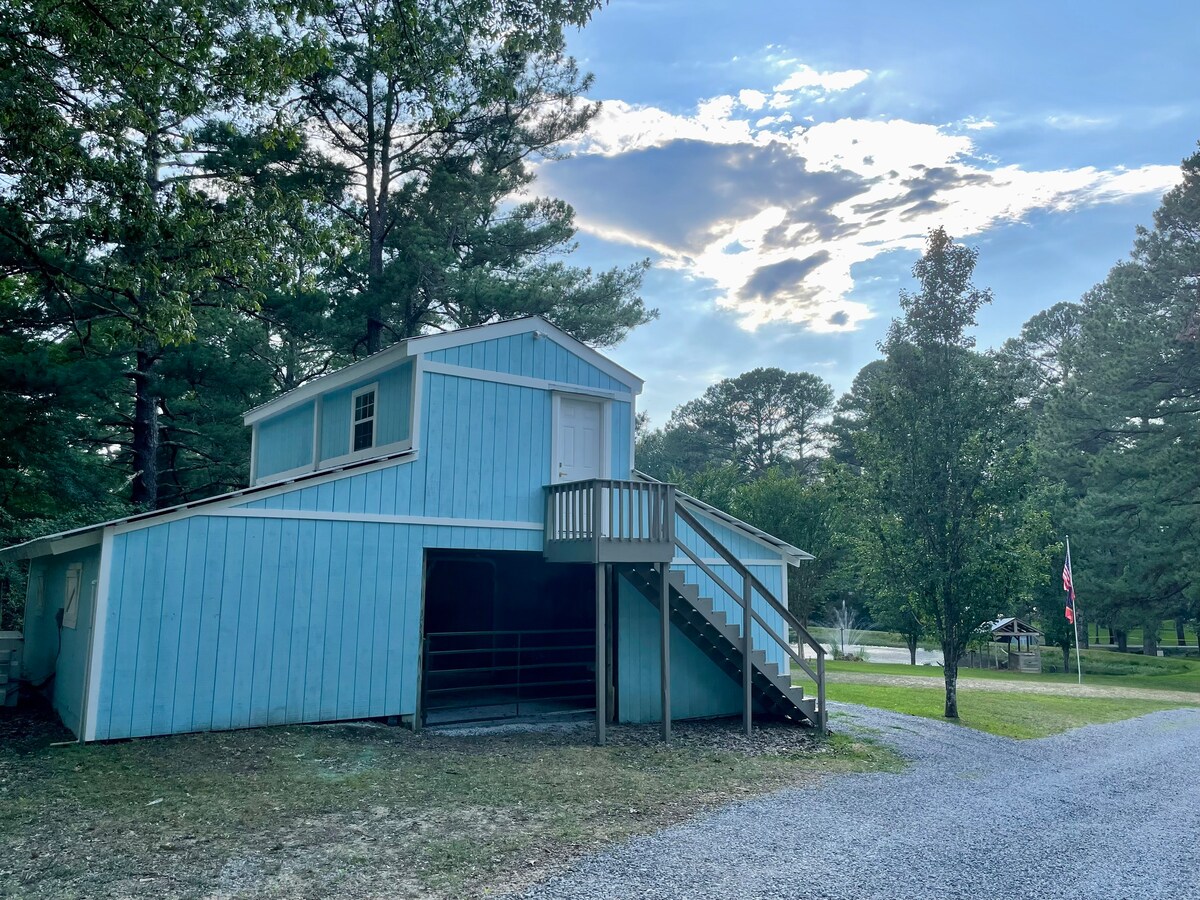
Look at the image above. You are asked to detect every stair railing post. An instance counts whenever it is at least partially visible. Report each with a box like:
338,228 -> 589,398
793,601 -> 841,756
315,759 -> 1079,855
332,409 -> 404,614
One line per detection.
592,480 -> 603,560
742,574 -> 753,736
660,562 -> 671,742
817,647 -> 827,731
595,560 -> 607,746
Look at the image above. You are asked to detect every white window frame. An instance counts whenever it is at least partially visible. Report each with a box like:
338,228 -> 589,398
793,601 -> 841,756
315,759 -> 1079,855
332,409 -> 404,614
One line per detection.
63,562 -> 82,629
349,382 -> 379,455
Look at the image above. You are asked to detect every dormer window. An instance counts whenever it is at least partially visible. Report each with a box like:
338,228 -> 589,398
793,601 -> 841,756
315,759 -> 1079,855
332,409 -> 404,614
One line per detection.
351,384 -> 377,452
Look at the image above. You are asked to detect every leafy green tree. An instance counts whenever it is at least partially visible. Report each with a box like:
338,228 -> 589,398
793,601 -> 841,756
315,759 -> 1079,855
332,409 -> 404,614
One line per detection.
666,368 -> 834,478
0,0 -> 315,507
1037,590 -> 1077,674
1032,149 -> 1200,654
294,0 -> 650,353
731,468 -> 837,625
847,228 -> 1049,717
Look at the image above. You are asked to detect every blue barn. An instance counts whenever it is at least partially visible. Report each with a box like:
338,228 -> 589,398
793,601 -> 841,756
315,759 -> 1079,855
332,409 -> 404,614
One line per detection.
2,317 -> 826,742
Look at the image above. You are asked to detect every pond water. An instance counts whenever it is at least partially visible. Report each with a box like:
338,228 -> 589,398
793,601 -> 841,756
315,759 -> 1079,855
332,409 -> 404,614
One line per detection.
811,643 -> 945,666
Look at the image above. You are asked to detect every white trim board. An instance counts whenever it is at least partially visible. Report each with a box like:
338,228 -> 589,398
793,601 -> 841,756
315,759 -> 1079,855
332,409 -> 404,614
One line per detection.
243,350 -> 412,425
243,316 -> 642,426
83,526 -> 114,742
409,317 -> 643,393
108,451 -> 421,537
423,360 -> 630,400
206,509 -> 544,531
671,558 -> 790,568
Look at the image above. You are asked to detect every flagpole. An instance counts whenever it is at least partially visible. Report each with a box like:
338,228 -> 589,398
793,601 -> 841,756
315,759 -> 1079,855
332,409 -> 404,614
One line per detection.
1067,535 -> 1083,685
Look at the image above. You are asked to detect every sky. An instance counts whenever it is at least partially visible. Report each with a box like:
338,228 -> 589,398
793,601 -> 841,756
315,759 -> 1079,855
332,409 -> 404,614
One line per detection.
534,0 -> 1200,424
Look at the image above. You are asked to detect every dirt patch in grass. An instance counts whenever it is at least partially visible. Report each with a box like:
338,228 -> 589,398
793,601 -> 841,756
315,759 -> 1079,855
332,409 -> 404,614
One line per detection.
0,703 -> 896,899
826,681 -> 1197,739
826,670 -> 1200,705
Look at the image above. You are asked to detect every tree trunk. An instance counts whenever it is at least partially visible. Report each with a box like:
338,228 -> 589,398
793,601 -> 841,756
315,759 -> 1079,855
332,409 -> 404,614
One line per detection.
1115,629 -> 1127,653
366,230 -> 385,354
130,345 -> 160,509
1143,628 -> 1158,657
1079,616 -> 1089,649
1062,646 -> 1070,672
907,635 -> 918,666
942,655 -> 959,718
1176,620 -> 1186,647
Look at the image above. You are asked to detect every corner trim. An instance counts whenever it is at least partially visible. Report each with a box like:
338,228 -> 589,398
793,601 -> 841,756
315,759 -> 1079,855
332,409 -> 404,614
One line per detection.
82,526 -> 114,742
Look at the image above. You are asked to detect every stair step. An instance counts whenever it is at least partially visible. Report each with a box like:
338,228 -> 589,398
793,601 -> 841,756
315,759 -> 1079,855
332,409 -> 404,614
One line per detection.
625,563 -> 821,727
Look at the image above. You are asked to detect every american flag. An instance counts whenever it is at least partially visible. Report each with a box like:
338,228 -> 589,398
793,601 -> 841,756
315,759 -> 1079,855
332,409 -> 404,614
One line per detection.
1063,545 -> 1076,624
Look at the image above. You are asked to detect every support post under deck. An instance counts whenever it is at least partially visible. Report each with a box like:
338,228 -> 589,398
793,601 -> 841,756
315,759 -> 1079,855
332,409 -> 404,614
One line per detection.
660,562 -> 671,742
743,574 -> 753,736
595,562 -> 607,746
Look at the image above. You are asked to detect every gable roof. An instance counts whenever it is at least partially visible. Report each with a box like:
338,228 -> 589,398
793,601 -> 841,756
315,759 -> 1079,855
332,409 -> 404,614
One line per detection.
243,316 -> 643,426
633,470 -> 813,566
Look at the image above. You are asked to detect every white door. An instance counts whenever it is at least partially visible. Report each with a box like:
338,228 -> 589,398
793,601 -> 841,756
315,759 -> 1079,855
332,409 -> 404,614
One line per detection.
555,396 -> 605,482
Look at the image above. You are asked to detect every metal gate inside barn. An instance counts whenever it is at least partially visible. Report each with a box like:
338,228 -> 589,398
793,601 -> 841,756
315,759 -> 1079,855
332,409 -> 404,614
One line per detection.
420,550 -> 597,725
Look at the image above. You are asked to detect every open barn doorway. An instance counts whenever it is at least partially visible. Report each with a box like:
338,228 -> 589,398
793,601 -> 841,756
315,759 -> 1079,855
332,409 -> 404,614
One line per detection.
420,549 -> 597,726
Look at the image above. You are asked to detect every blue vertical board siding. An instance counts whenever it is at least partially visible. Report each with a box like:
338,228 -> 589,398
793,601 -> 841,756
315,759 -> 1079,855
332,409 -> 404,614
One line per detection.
616,573 -> 742,723
93,513 -> 543,740
426,333 -> 632,393
673,508 -> 790,671
255,401 -> 314,478
238,366 -> 615,525
317,360 -> 413,463
22,547 -> 101,737
610,400 -> 632,478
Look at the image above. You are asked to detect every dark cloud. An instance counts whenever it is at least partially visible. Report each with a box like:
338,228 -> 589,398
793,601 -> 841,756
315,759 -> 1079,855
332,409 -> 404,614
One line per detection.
901,199 -> 948,220
851,165 -> 993,220
828,310 -> 850,326
743,251 -> 830,305
761,203 -> 862,249
539,140 -> 872,254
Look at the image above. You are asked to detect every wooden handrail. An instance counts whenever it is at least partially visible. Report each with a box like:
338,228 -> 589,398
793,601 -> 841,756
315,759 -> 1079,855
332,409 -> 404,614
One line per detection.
674,502 -> 825,657
545,479 -> 675,546
673,538 -> 819,683
673,501 -> 826,712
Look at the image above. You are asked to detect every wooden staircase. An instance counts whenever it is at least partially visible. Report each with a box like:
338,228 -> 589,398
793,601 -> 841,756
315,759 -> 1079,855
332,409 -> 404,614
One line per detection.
544,476 -> 827,742
622,564 -> 819,725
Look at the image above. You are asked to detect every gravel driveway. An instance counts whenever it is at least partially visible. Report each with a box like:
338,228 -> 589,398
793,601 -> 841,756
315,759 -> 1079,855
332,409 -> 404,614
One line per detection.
519,704 -> 1200,900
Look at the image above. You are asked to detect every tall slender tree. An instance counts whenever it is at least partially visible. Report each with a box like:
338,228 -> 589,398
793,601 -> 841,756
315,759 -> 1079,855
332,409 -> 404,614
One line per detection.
849,228 -> 1048,717
294,0 -> 650,353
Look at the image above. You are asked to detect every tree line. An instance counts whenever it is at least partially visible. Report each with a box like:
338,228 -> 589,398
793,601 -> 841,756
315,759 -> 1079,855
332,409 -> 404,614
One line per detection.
0,0 -> 651,620
638,152 -> 1200,717
1,2 -> 1196,719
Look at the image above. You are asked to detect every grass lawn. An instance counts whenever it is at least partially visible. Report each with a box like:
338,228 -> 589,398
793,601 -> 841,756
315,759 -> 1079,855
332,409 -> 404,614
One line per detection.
0,706 -> 897,899
823,651 -> 1200,694
826,681 -> 1196,740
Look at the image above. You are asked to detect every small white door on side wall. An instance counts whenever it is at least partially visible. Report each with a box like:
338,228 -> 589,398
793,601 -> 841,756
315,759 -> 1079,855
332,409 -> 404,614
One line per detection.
554,395 -> 606,482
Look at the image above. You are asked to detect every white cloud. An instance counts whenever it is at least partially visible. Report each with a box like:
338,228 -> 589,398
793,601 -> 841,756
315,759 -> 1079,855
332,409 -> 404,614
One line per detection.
773,64 -> 870,93
551,85 -> 1180,336
738,89 -> 768,110
1046,113 -> 1113,130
